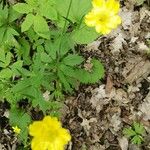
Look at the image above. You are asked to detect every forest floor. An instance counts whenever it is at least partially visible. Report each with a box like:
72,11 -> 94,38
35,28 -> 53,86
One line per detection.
0,0 -> 150,150
63,1 -> 150,150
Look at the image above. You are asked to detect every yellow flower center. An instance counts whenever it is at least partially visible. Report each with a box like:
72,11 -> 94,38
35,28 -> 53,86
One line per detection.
98,13 -> 109,24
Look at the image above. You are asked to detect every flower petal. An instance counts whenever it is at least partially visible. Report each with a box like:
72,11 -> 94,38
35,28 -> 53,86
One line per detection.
92,0 -> 105,8
106,15 -> 121,28
85,11 -> 97,27
106,0 -> 120,14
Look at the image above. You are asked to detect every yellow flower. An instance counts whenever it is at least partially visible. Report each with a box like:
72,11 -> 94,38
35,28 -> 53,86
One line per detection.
85,0 -> 121,34
29,116 -> 71,150
12,126 -> 21,134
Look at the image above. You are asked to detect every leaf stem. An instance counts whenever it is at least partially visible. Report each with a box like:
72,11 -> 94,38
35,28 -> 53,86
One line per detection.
62,0 -> 73,34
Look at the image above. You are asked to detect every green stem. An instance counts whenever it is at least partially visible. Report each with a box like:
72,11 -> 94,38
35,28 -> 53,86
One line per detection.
57,0 -> 73,62
62,0 -> 73,34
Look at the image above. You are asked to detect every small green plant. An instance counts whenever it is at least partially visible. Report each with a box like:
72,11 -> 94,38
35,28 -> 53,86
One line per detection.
136,0 -> 146,5
123,122 -> 146,145
0,0 -> 121,149
0,0 -> 105,146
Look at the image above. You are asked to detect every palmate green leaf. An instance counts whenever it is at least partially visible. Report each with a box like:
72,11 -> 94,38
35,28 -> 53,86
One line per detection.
0,5 -> 19,45
18,38 -> 31,65
9,107 -> 31,144
0,27 -> 6,43
71,23 -> 99,44
57,69 -> 72,92
13,3 -> 33,14
39,2 -> 57,20
133,122 -> 145,135
59,64 -> 76,78
76,59 -> 104,83
0,50 -> 12,68
123,128 -> 137,137
0,26 -> 19,45
10,60 -> 23,76
0,4 -> 8,20
131,135 -> 144,145
21,13 -> 34,32
0,68 -> 12,79
33,15 -> 50,39
45,40 -> 57,60
0,48 -> 5,63
40,52 -> 52,63
8,7 -> 21,22
55,0 -> 92,24
62,54 -> 84,66
136,0 -> 145,5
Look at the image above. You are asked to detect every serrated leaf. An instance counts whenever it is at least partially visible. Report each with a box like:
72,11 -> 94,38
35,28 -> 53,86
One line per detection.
72,24 -> 99,44
0,27 -> 6,43
45,40 -> 57,59
10,60 -> 23,76
133,122 -> 145,135
40,3 -> 57,20
12,79 -> 31,93
55,0 -> 91,23
0,68 -> 12,79
62,54 -> 84,66
59,64 -> 76,78
123,128 -> 137,137
0,48 -> 5,63
18,38 -> 31,65
9,107 -> 31,144
136,0 -> 145,5
57,70 -> 72,92
21,13 -> 34,32
10,108 -> 31,129
8,7 -> 21,22
40,52 -> 52,63
33,15 -> 50,39
13,3 -> 33,14
76,59 -> 104,83
131,135 -> 143,145
5,52 -> 12,67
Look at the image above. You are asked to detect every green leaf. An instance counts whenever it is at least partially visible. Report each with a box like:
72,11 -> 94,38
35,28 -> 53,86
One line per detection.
10,60 -> 23,76
0,27 -> 6,43
57,70 -> 72,92
0,68 -> 12,79
136,0 -> 145,5
8,7 -> 21,22
40,3 -> 57,20
33,15 -> 50,39
0,48 -> 5,63
40,52 -> 52,63
62,54 -> 84,66
12,79 -> 31,93
13,3 -> 33,14
9,107 -> 31,144
133,122 -> 145,135
59,64 -> 76,78
5,52 -> 12,67
45,40 -> 57,60
131,135 -> 143,145
55,0 -> 92,23
123,128 -> 137,137
21,13 -> 34,32
72,24 -> 99,44
77,59 -> 104,83
18,38 -> 31,65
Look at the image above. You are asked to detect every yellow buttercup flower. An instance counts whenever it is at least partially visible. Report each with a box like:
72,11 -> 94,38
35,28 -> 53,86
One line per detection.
29,116 -> 71,150
85,0 -> 121,34
12,126 -> 21,134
